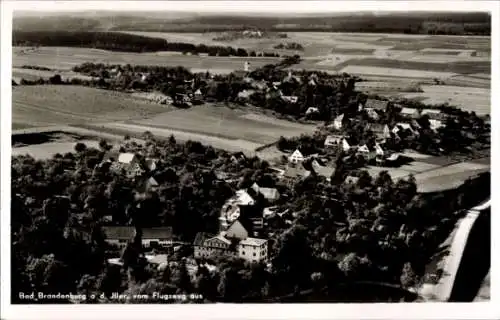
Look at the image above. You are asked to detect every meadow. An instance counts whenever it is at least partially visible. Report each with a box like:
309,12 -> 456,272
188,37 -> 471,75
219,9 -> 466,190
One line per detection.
12,85 -> 170,128
131,104 -> 318,145
400,85 -> 490,115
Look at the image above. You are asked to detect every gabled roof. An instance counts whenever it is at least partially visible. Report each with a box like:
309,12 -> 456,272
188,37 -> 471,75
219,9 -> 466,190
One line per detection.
142,227 -> 173,240
118,153 -> 137,164
207,234 -> 232,245
324,135 -> 343,146
420,108 -> 441,115
239,237 -> 267,247
147,176 -> 159,186
365,99 -> 389,111
102,226 -> 135,240
334,113 -> 345,123
259,187 -> 280,200
396,122 -> 413,131
342,138 -> 352,151
145,159 -> 156,171
311,162 -> 336,179
235,189 -> 255,205
283,164 -> 311,179
357,144 -> 371,153
400,107 -> 418,115
289,149 -> 304,159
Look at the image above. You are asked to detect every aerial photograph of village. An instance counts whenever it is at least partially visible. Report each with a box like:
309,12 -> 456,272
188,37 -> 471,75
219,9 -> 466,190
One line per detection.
9,4 -> 491,305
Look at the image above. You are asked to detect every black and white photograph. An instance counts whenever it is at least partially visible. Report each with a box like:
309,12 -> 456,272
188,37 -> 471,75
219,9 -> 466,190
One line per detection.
0,1 -> 498,319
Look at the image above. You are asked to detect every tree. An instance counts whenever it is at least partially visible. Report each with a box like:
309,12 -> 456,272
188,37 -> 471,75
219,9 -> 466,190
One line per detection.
338,252 -> 361,279
400,262 -> 418,290
98,139 -> 111,152
170,259 -> 193,293
74,142 -> 87,153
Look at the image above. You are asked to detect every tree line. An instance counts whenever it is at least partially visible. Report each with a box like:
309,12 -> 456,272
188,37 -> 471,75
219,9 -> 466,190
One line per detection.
12,31 -> 280,57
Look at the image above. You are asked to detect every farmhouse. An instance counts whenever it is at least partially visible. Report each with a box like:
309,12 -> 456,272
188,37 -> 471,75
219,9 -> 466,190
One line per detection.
193,89 -> 204,101
250,183 -> 280,202
288,149 -> 305,163
365,99 -> 389,112
102,226 -> 173,248
400,107 -> 419,118
324,135 -> 343,148
109,153 -> 145,178
356,144 -> 376,161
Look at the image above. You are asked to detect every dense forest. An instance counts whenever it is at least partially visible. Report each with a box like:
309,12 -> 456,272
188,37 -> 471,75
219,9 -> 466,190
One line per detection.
14,12 -> 491,35
12,31 -> 280,57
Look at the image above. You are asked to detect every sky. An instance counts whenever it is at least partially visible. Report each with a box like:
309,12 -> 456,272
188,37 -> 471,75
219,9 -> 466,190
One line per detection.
6,1 -> 496,14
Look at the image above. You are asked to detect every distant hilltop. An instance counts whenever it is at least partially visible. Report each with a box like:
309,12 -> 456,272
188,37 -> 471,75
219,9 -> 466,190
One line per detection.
13,11 -> 491,35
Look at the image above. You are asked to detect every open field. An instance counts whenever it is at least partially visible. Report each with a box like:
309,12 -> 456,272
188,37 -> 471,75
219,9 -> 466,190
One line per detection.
364,151 -> 490,193
131,105 -> 318,145
341,66 -> 458,80
12,85 -> 170,128
12,127 -> 146,159
398,85 -> 490,115
118,31 -> 491,60
339,58 -> 490,75
13,139 -> 99,160
12,67 -> 95,83
13,46 -> 280,73
84,122 -> 263,154
444,75 -> 490,89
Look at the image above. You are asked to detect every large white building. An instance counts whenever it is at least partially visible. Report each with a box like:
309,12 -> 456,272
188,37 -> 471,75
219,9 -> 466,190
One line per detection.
193,221 -> 268,263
